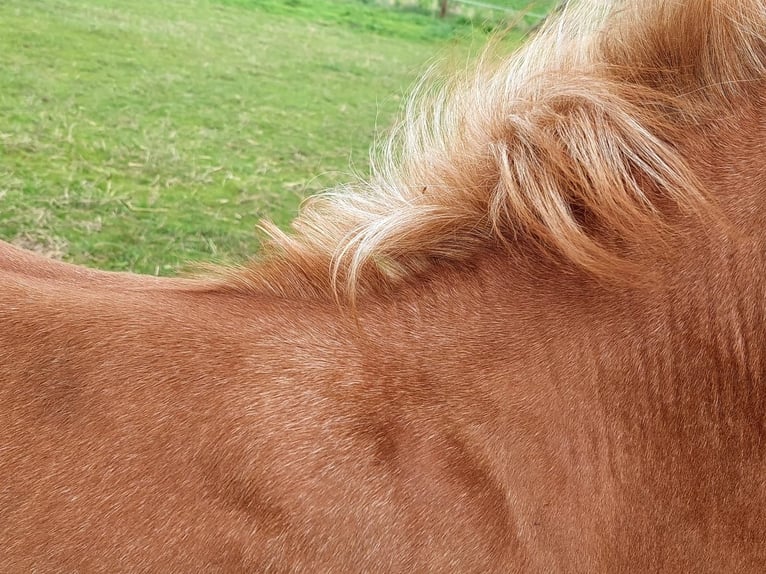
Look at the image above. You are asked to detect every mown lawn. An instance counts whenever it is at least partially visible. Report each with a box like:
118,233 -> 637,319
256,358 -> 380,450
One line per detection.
0,0 -> 550,274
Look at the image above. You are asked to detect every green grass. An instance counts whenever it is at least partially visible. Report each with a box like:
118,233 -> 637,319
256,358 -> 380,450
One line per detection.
0,0 -> 548,274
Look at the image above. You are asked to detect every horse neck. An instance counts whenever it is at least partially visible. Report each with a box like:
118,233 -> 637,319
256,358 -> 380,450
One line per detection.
353,89 -> 766,494
670,91 -> 766,393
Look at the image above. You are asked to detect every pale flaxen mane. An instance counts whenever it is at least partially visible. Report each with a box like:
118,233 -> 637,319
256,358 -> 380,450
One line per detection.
225,0 -> 766,301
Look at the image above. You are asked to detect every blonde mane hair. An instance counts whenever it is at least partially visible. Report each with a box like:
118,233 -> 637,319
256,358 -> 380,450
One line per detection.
224,0 -> 766,301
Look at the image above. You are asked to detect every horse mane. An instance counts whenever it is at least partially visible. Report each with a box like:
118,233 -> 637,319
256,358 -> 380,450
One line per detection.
222,0 -> 766,301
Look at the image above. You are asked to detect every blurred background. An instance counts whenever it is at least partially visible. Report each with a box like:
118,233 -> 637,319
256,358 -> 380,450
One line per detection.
0,0 -> 555,275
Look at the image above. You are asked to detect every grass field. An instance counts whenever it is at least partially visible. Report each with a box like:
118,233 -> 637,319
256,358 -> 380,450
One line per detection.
0,0 -> 551,274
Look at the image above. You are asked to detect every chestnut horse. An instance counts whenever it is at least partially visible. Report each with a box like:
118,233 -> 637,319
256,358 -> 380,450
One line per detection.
2,0 -> 766,571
